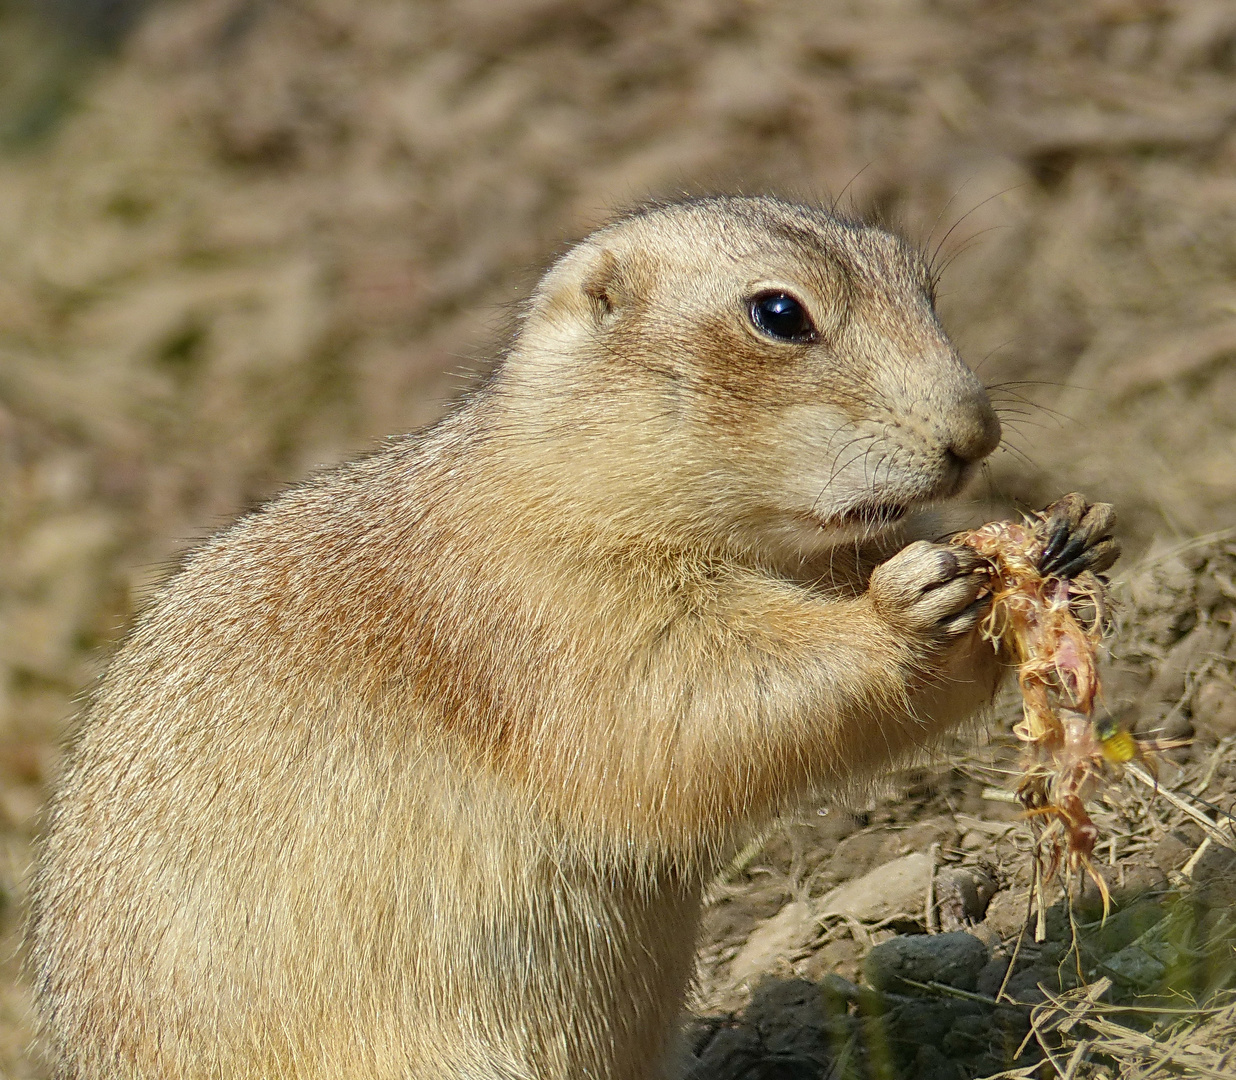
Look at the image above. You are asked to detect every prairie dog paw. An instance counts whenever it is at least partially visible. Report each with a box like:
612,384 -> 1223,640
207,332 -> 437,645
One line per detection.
869,540 -> 989,641
1038,493 -> 1120,579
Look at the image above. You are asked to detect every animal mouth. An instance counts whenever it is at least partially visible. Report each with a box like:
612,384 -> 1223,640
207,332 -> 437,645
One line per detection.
834,501 -> 911,530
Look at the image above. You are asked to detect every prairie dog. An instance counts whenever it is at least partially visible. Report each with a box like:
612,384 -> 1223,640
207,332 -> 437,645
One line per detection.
31,196 -> 1047,1079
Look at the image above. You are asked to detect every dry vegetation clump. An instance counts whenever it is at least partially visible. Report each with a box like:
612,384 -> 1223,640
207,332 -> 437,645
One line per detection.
1,0 -> 1235,1075
1003,984 -> 1236,1080
953,495 -> 1129,911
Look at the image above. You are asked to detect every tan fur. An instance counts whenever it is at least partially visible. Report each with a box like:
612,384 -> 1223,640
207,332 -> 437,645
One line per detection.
28,196 -> 1004,1079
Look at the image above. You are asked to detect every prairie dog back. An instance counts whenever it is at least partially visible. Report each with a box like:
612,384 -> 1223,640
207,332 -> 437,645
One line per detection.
30,196 -> 1008,1079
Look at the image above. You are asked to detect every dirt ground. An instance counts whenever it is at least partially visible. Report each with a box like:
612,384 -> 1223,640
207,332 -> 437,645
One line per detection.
0,0 -> 1234,1076
681,533 -> 1236,1079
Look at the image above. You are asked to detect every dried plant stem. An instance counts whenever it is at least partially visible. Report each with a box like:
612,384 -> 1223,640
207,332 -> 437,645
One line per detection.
1126,764 -> 1236,851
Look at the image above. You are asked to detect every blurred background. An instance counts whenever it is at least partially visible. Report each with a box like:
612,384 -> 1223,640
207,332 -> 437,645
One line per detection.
1,0 -> 1235,1072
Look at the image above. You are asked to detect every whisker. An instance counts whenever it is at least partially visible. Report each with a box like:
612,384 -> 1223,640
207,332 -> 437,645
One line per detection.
997,416 -> 1060,434
970,339 -> 1018,377
928,186 -> 1025,281
811,436 -> 875,518
985,387 -> 1077,426
932,226 -> 1013,283
985,379 -> 1095,393
924,177 -> 976,260
992,441 -> 1039,471
830,163 -> 873,218
979,461 -> 1010,513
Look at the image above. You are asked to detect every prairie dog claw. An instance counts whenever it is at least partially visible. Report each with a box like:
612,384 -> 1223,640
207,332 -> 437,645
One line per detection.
1038,493 -> 1119,579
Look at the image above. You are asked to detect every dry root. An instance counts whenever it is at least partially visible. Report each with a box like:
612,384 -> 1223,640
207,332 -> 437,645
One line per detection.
953,495 -> 1153,915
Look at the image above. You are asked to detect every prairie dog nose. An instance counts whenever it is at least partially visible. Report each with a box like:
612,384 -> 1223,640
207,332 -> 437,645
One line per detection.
946,390 -> 1002,464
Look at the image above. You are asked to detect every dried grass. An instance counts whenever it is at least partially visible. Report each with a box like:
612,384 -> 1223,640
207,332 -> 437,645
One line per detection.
1000,985 -> 1236,1080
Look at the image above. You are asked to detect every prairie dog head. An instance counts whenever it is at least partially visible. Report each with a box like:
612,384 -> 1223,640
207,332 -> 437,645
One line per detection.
497,196 -> 1000,560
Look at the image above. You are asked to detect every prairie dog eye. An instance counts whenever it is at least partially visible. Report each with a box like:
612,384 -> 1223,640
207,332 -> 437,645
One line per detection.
747,292 -> 817,343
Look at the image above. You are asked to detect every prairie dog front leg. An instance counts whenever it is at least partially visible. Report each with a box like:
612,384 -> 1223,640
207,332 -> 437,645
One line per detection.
637,549 -> 1004,843
867,539 -> 1007,736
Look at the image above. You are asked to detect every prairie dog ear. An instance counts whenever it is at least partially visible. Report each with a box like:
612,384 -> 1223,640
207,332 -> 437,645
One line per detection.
580,246 -> 647,325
